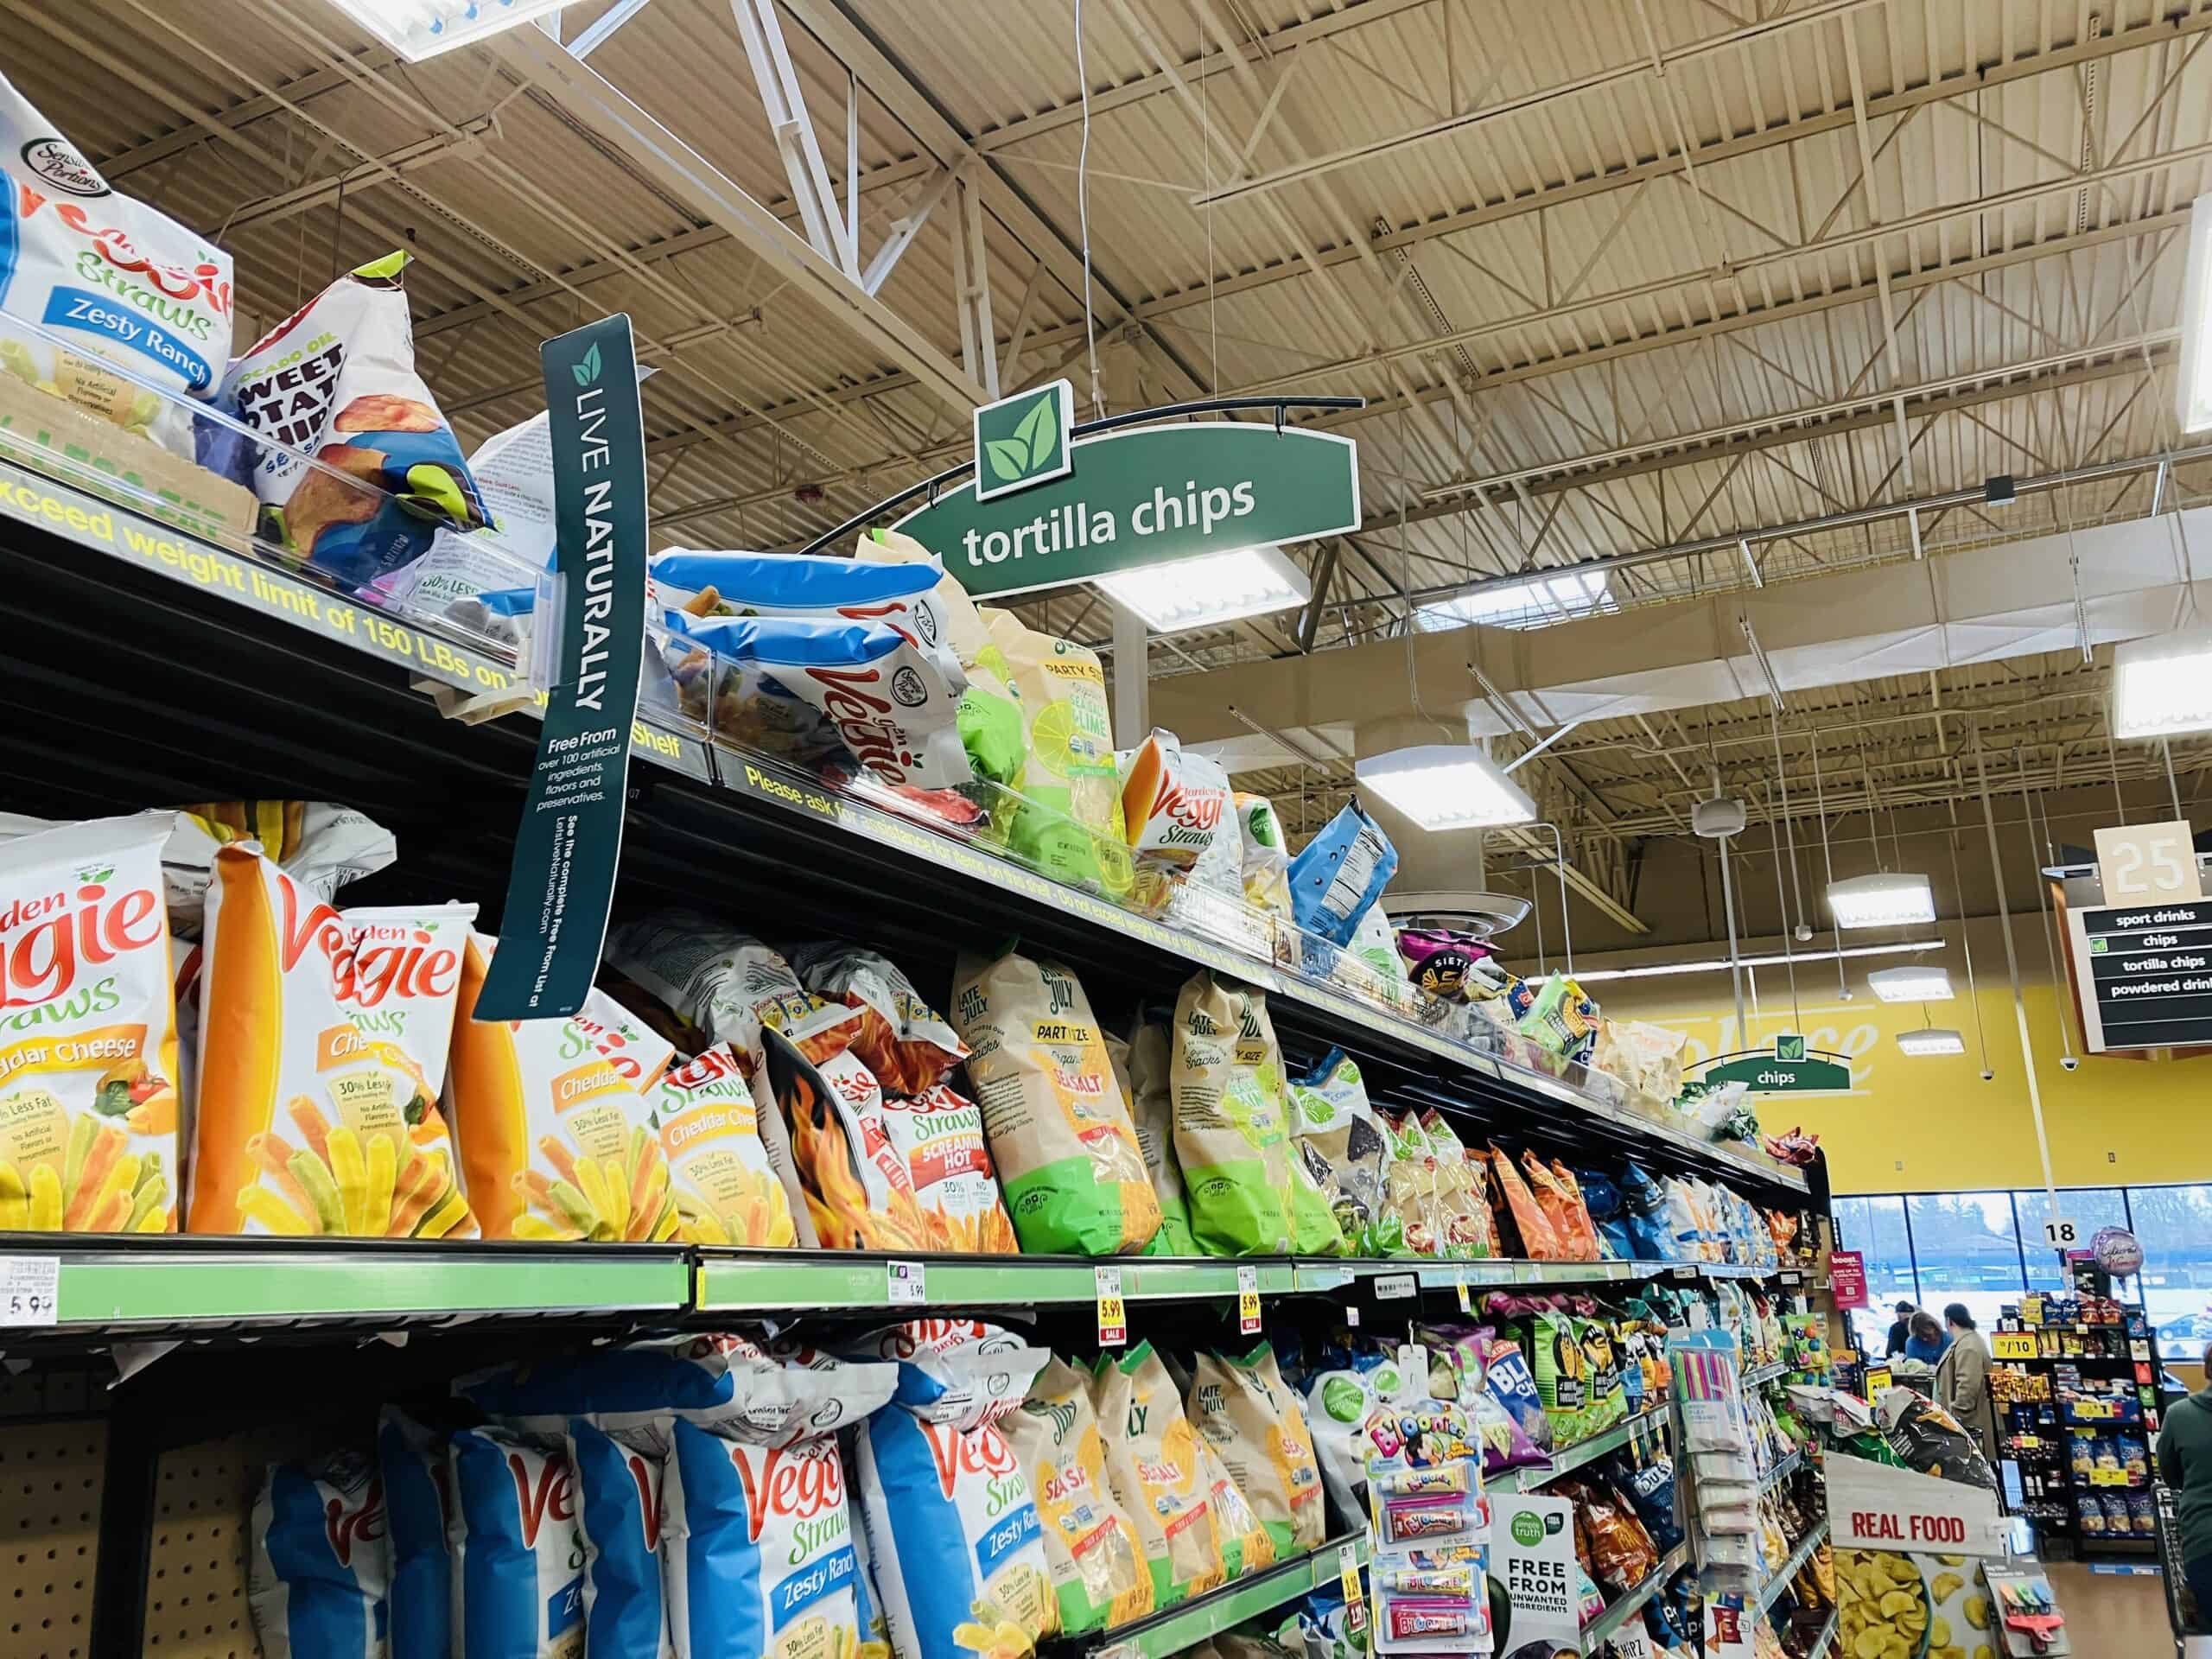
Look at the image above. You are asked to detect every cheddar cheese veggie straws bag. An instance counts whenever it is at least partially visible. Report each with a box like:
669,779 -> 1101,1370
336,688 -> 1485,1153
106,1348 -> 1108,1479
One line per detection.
649,1043 -> 796,1248
446,932 -> 680,1243
0,813 -> 180,1235
193,843 -> 474,1237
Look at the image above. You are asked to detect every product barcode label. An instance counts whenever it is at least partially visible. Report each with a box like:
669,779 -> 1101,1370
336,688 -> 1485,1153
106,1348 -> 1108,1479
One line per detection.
1373,1273 -> 1417,1300
0,1257 -> 59,1327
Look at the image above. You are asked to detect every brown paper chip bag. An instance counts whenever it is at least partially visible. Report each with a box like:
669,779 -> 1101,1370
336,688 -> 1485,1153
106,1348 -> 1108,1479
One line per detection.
1090,1341 -> 1225,1608
1186,1342 -> 1326,1556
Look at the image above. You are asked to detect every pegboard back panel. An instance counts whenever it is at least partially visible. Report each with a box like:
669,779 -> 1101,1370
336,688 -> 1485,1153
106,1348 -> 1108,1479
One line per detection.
143,1421 -> 330,1659
0,1417 -> 104,1659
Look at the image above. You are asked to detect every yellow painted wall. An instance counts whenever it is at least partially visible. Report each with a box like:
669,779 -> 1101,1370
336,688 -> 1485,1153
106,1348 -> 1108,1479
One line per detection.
1588,918 -> 2212,1196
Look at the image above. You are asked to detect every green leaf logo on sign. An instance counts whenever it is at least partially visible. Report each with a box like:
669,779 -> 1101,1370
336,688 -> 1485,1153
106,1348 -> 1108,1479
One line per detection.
1776,1033 -> 1806,1061
972,379 -> 1074,501
573,340 -> 602,387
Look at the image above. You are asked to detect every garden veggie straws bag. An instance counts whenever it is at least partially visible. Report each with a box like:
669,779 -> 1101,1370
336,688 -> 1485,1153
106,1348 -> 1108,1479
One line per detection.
0,813 -> 180,1235
764,1027 -> 934,1252
787,943 -> 967,1096
1186,1344 -> 1325,1554
247,1450 -> 388,1659
449,1426 -> 585,1659
1091,1342 -> 1227,1607
222,252 -> 486,591
850,1339 -> 1057,1659
565,1417 -> 677,1659
1001,1356 -> 1154,1635
446,933 -> 679,1243
948,948 -> 1159,1255
1169,973 -> 1341,1257
649,1044 -> 797,1248
0,71 -> 232,456
193,844 -> 474,1237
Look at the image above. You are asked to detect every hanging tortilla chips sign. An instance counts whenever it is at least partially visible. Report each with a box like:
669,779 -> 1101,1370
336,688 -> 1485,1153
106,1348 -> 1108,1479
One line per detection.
475,316 -> 646,1020
894,417 -> 1359,599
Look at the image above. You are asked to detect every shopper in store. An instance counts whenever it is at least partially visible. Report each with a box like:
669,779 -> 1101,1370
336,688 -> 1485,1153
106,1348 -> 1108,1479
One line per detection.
1903,1310 -> 1948,1363
2157,1344 -> 2212,1619
1933,1302 -> 1997,1452
1885,1300 -> 1917,1357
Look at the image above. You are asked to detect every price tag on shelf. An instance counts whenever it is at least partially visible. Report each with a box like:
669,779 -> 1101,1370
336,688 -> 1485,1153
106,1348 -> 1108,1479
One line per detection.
1345,1306 -> 1360,1328
0,1256 -> 58,1327
1095,1265 -> 1126,1347
887,1261 -> 927,1306
1237,1265 -> 1262,1337
2072,1400 -> 2113,1421
1339,1542 -> 1366,1633
1864,1366 -> 1892,1397
1374,1273 -> 1416,1301
2131,1341 -> 2152,1362
1672,1265 -> 1696,1281
1993,1332 -> 2039,1360
1455,1270 -> 1472,1315
1779,1270 -> 1802,1287
2090,1467 -> 2130,1487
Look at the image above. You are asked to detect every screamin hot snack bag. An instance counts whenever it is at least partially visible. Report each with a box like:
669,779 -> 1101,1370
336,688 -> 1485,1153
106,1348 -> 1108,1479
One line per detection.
221,251 -> 487,590
0,813 -> 180,1235
192,845 -> 475,1238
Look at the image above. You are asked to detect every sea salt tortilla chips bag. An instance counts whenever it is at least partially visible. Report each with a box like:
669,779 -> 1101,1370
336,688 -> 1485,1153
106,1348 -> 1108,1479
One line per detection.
1001,1356 -> 1154,1635
876,1084 -> 1018,1254
1090,1341 -> 1225,1608
0,813 -> 180,1235
1186,1344 -> 1325,1555
446,932 -> 680,1243
649,1043 -> 796,1248
192,843 -> 474,1237
1122,1020 -> 1198,1258
949,947 -> 1159,1255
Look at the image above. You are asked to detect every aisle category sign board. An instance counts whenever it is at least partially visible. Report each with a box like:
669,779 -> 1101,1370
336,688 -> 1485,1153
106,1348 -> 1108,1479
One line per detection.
2063,896 -> 2212,1052
476,315 -> 646,1020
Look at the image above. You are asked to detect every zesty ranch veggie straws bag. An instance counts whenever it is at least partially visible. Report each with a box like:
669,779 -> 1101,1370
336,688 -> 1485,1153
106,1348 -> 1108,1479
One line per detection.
247,1450 -> 389,1659
191,843 -> 474,1237
449,1426 -> 586,1659
446,933 -> 680,1243
0,813 -> 180,1234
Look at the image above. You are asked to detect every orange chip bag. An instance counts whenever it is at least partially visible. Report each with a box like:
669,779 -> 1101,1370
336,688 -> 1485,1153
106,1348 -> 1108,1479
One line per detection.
878,1084 -> 1017,1254
445,932 -> 680,1242
1488,1143 -> 1562,1260
787,942 -> 967,1096
764,1025 -> 932,1251
1521,1150 -> 1588,1261
193,844 -> 475,1237
1550,1159 -> 1603,1260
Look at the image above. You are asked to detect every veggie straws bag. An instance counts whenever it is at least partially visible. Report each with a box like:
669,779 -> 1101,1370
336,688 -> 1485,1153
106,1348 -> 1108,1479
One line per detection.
763,1027 -> 933,1252
193,843 -> 474,1237
446,933 -> 680,1242
875,1083 -> 1018,1254
648,1044 -> 797,1248
0,813 -> 180,1235
247,1451 -> 388,1659
449,1426 -> 585,1659
948,948 -> 1160,1255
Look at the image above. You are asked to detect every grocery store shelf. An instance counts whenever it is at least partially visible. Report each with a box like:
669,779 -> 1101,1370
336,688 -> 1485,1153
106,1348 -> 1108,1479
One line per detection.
1492,1402 -> 1672,1495
695,1249 -> 1298,1311
1759,1446 -> 1807,1492
0,461 -> 1805,1204
1580,1541 -> 1690,1651
1758,1520 -> 1830,1611
7,1236 -> 691,1336
1805,1607 -> 1840,1659
1074,1534 -> 1366,1659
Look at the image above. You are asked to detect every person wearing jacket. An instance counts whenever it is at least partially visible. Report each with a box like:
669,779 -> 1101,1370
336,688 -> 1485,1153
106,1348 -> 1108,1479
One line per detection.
1885,1300 -> 1916,1357
1903,1311 -> 1948,1364
1933,1303 -> 1997,1455
2155,1344 -> 2212,1620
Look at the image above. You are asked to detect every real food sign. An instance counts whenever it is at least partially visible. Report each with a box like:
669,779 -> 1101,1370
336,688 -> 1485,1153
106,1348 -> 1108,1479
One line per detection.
895,385 -> 1360,599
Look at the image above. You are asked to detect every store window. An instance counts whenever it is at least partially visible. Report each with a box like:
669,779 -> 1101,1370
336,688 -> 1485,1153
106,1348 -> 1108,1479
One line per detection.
2125,1184 -> 2212,1353
1903,1192 -> 2023,1338
1833,1194 -> 1916,1355
2011,1186 -> 2128,1291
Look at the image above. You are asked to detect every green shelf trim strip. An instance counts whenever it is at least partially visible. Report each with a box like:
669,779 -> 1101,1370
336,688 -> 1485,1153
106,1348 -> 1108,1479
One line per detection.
1757,1519 -> 1831,1611
693,1254 -> 1297,1311
1806,1607 -> 1840,1659
1089,1534 -> 1367,1659
1491,1402 -> 1672,1496
1580,1541 -> 1690,1650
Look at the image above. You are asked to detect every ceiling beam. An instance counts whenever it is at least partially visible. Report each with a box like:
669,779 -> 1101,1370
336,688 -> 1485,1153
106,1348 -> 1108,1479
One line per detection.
93,46 -> 399,175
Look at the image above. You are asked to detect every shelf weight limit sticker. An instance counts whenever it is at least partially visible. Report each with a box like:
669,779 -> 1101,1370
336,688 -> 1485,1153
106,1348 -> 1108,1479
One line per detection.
1096,1265 -> 1126,1346
1237,1264 -> 1262,1336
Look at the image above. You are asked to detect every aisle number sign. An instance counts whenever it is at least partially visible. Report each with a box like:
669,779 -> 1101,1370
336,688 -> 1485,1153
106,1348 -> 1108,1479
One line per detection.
1095,1265 -> 1126,1346
2043,1217 -> 2082,1249
2094,820 -> 2203,904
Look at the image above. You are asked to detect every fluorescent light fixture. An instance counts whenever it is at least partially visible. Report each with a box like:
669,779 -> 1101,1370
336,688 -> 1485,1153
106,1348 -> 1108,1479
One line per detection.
1573,939 -> 1940,983
2113,628 -> 2212,739
322,0 -> 569,60
2178,193 -> 2212,431
1095,545 -> 1309,633
1355,745 -> 1536,831
1866,965 -> 1955,1002
1897,1027 -> 1967,1057
1416,569 -> 1611,632
1827,872 -> 1936,929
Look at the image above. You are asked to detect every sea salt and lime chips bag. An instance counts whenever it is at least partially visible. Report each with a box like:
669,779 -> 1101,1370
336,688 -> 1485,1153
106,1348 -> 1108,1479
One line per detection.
1090,1341 -> 1226,1608
999,1355 -> 1154,1635
1186,1343 -> 1326,1556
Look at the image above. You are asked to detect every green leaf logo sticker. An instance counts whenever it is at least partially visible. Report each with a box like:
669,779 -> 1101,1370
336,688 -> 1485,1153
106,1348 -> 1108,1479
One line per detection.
985,435 -> 1030,481
1776,1033 -> 1806,1062
971,378 -> 1073,499
573,340 -> 603,387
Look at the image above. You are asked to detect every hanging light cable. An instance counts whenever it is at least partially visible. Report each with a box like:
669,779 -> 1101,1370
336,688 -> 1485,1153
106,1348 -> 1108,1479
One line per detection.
1946,816 -> 1993,1078
1810,738 -> 1848,997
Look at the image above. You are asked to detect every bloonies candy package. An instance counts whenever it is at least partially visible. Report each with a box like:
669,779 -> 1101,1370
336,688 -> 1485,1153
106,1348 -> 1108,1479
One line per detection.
849,1332 -> 1058,1659
220,251 -> 487,590
191,844 -> 475,1237
0,814 -> 180,1234
0,71 -> 232,454
247,1450 -> 389,1659
948,948 -> 1160,1255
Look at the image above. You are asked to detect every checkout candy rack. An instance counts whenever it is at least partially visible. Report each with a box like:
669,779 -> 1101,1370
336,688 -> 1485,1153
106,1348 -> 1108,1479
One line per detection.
0,309 -> 1840,1659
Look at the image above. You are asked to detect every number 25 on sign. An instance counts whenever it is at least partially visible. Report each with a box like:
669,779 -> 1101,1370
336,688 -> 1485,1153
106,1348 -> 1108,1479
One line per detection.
2094,820 -> 2202,903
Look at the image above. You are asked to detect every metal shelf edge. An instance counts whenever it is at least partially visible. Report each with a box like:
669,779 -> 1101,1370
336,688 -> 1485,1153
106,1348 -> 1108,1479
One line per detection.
1580,1541 -> 1691,1650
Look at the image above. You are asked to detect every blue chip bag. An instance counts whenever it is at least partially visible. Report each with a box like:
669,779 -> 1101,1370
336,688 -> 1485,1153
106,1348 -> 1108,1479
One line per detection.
449,1426 -> 585,1659
1479,1335 -> 1554,1456
1287,802 -> 1397,946
1619,1161 -> 1671,1262
378,1408 -> 451,1659
849,1338 -> 1057,1659
567,1417 -> 677,1659
247,1449 -> 389,1659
